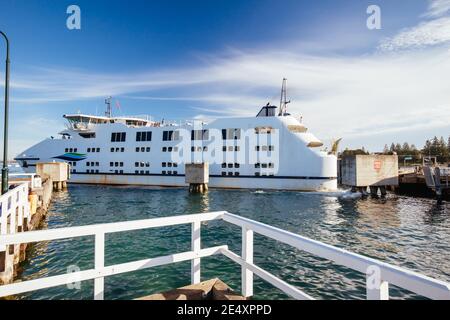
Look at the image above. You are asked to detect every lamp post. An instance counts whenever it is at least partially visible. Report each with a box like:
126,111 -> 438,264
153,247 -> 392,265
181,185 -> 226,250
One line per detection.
0,31 -> 10,194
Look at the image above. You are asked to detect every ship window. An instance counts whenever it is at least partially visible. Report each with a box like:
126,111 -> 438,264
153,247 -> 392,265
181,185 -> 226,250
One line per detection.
140,170 -> 144,174
222,163 -> 226,168
86,169 -> 89,173
234,172 -> 240,176
79,132 -> 96,139
146,147 -> 150,152
227,164 -> 233,168
255,146 -> 260,151
111,132 -> 126,142
262,163 -> 268,168
73,162 -> 77,167
235,146 -> 240,152
110,162 -> 113,166
162,162 -> 166,167
173,163 -> 178,168
262,146 -> 268,151
168,147 -> 173,152
269,163 -> 274,168
255,172 -> 260,176
65,148 -> 68,152
222,129 -> 241,140
203,146 -> 208,151
222,146 -> 226,152
111,147 -> 114,152
256,105 -> 277,117
121,147 -> 125,152
228,146 -> 233,152
197,147 -> 202,152
145,162 -> 150,167
191,146 -> 195,152
255,163 -> 261,168
173,171 -> 177,175
69,148 -> 73,152
221,172 -> 226,176
269,146 -> 275,151
235,163 -> 240,168
145,170 -> 150,174
162,147 -> 167,152
162,170 -> 166,175
141,147 -> 145,152
135,170 -> 138,174
163,130 -> 179,141
86,162 -> 90,167
96,162 -> 99,166
96,148 -> 100,152
74,148 -> 78,152
119,170 -> 123,174
136,131 -> 152,142
135,162 -> 139,167
114,162 -> 118,167
136,147 -> 139,152
87,148 -> 91,152
120,162 -> 123,167
227,172 -> 233,176
191,130 -> 209,141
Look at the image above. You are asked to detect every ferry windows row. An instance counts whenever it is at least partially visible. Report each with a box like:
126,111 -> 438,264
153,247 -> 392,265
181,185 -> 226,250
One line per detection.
162,146 -> 178,152
221,172 -> 240,176
162,162 -> 178,168
255,127 -> 274,134
222,146 -> 240,152
64,148 -> 78,153
86,162 -> 99,167
68,161 -> 77,167
221,163 -> 240,169
255,145 -> 275,151
135,162 -> 150,168
136,131 -> 152,142
110,162 -> 124,167
163,130 -> 180,141
222,129 -> 241,140
255,172 -> 275,177
162,170 -> 178,175
192,146 -> 207,152
86,169 -> 99,173
191,130 -> 209,141
135,170 -> 150,175
111,132 -> 126,142
255,163 -> 275,169
136,147 -> 151,152
113,170 -> 124,174
79,132 -> 96,139
110,147 -> 125,152
87,147 -> 100,153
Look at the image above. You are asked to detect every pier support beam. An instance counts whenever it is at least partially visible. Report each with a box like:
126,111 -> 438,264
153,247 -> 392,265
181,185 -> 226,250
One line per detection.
185,163 -> 209,194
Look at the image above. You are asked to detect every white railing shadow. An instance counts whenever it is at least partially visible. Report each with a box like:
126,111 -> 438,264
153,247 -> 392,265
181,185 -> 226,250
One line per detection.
0,210 -> 449,300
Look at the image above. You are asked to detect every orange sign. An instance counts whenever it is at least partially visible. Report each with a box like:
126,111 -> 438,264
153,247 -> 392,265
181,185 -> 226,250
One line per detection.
374,160 -> 382,170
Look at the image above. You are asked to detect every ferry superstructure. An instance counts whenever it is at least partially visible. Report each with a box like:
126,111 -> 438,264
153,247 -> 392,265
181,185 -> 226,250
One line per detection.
15,97 -> 338,191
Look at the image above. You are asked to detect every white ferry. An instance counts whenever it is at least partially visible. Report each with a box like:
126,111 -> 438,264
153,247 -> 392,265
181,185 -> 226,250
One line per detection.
15,88 -> 337,191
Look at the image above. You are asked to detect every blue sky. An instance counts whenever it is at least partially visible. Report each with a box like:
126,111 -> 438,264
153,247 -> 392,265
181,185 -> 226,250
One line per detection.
1,0 -> 450,158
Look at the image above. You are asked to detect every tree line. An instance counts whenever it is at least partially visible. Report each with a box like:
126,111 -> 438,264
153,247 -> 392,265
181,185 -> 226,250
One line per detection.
341,136 -> 450,163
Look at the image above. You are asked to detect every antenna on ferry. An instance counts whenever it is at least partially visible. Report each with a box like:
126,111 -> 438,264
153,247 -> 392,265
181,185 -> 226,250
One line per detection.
105,96 -> 112,118
278,78 -> 291,116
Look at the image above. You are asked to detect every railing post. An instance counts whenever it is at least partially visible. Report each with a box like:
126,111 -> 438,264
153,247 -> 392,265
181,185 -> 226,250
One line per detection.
366,266 -> 389,300
191,220 -> 201,284
241,226 -> 253,298
94,232 -> 105,300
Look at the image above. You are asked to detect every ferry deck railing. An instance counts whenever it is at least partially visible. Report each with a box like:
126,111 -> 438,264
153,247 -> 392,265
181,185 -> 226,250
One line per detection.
0,211 -> 449,300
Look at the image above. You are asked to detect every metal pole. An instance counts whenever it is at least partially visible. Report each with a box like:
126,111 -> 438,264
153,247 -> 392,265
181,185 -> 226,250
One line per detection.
0,31 -> 10,194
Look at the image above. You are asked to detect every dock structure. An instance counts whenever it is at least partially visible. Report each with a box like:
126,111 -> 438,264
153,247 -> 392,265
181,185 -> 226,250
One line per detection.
185,163 -> 209,193
397,166 -> 450,200
340,155 -> 399,196
0,211 -> 449,300
0,163 -> 68,285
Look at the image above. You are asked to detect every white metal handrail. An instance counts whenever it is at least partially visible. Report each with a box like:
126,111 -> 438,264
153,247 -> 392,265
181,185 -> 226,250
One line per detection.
0,211 -> 449,300
0,183 -> 31,252
1,173 -> 41,190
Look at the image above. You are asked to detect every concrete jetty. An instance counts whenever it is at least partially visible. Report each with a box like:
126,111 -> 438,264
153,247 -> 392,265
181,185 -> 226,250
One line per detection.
185,163 -> 209,193
0,162 -> 68,285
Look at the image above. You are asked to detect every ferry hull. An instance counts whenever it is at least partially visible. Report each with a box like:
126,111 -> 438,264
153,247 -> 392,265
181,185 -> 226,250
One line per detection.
68,173 -> 337,191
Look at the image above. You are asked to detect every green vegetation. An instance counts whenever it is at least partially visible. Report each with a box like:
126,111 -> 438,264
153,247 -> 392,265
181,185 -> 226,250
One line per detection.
382,136 -> 450,163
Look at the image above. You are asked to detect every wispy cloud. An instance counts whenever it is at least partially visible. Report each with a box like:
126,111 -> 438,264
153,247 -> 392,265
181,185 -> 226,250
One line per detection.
424,0 -> 450,17
379,0 -> 450,51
